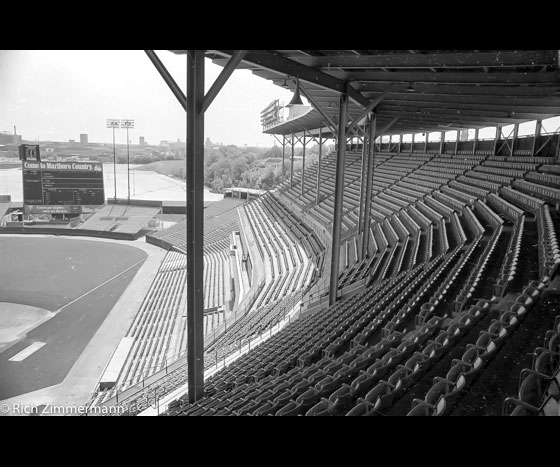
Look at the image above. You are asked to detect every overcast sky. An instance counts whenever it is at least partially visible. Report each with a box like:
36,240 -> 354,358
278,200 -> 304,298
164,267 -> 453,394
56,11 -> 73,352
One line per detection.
0,50 -> 295,147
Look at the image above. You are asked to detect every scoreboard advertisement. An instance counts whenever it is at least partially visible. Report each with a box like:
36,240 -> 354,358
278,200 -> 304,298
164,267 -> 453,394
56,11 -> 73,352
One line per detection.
22,161 -> 105,214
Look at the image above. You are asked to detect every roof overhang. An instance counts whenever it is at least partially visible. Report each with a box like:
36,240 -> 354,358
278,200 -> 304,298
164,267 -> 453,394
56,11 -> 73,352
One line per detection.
170,50 -> 560,136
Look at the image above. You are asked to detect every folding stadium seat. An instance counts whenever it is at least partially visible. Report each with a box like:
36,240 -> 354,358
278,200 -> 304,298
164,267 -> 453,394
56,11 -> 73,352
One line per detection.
406,401 -> 436,416
314,375 -> 341,397
252,401 -> 279,417
503,400 -> 540,416
273,390 -> 295,408
323,359 -> 345,376
460,346 -> 486,382
521,284 -> 541,304
328,384 -> 356,415
395,353 -> 430,388
306,369 -> 328,387
362,372 -> 401,413
305,398 -> 335,416
421,340 -> 444,362
485,321 -> 509,347
473,331 -> 500,358
275,400 -> 303,416
422,378 -> 457,416
333,364 -> 361,386
509,302 -> 528,318
296,387 -> 322,412
345,400 -> 380,416
499,310 -> 520,330
235,399 -> 262,416
518,369 -> 556,408
290,379 -> 311,400
533,351 -> 559,378
254,389 -> 276,405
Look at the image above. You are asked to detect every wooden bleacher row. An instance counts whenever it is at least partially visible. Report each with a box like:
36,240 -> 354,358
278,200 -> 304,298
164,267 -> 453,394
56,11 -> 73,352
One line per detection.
474,164 -> 526,179
536,205 -> 560,280
454,225 -> 504,313
512,179 -> 560,207
525,171 -> 560,189
203,245 -> 229,310
486,193 -> 525,223
494,216 -> 525,299
467,169 -> 513,187
147,198 -> 243,253
79,205 -> 161,234
244,197 -> 313,310
89,250 -> 188,406
488,155 -> 556,165
499,186 -> 545,213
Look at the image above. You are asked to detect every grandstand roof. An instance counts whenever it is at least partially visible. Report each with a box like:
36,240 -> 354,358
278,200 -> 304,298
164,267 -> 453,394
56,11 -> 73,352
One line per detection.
171,50 -> 560,136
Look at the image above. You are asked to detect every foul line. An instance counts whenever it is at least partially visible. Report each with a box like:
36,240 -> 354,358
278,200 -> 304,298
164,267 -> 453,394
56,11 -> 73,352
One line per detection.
54,252 -> 157,314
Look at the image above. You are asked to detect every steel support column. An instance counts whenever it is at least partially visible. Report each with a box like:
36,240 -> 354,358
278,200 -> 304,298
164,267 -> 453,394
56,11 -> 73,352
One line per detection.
455,130 -> 460,155
473,128 -> 479,156
358,129 -> 369,234
424,132 -> 429,153
532,120 -> 542,157
316,128 -> 323,206
511,123 -> 519,156
440,131 -> 445,154
329,91 -> 348,306
282,135 -> 286,183
145,50 -> 188,110
290,134 -> 295,189
410,134 -> 414,154
361,115 -> 376,260
493,124 -> 501,155
398,134 -> 402,155
301,134 -> 306,197
186,50 -> 205,403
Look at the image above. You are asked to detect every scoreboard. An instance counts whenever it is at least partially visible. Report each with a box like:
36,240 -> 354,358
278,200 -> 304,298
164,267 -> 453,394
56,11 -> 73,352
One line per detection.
22,161 -> 105,213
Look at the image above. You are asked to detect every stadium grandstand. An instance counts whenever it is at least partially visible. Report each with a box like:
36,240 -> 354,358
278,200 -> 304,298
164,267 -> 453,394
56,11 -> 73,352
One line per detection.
1,50 -> 560,417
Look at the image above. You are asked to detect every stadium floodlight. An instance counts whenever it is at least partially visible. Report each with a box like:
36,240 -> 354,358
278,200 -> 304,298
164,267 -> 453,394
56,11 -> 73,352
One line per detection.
121,119 -> 135,204
106,119 -> 120,202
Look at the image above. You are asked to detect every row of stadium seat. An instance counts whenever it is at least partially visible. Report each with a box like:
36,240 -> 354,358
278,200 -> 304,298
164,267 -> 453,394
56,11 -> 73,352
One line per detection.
503,314 -> 560,415
97,146 -> 560,416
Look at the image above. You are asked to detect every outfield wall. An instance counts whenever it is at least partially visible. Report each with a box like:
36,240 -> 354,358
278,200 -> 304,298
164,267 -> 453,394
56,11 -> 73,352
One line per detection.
0,226 -> 147,241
